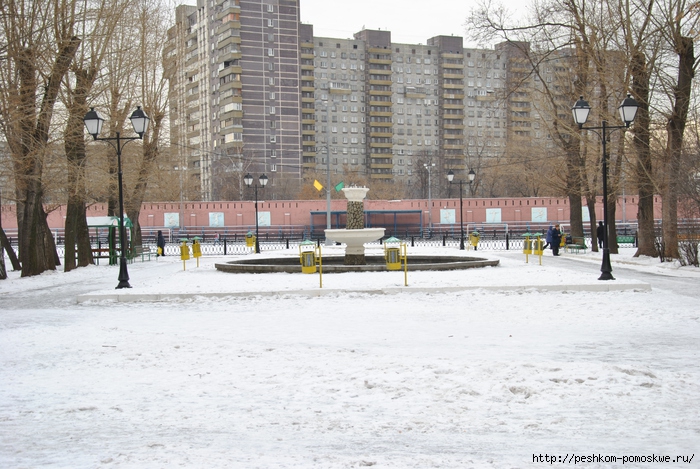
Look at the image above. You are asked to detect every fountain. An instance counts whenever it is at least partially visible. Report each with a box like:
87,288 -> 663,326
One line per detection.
215,185 -> 500,274
324,186 -> 385,265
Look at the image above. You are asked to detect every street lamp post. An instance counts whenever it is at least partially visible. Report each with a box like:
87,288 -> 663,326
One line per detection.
572,93 -> 638,280
315,101 -> 333,246
424,162 -> 435,231
84,106 -> 150,289
447,169 -> 476,250
244,173 -> 268,254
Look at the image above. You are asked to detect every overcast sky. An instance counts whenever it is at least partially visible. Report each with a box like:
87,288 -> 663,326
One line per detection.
299,0 -> 525,46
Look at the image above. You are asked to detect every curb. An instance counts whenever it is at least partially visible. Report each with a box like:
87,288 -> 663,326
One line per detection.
76,282 -> 651,303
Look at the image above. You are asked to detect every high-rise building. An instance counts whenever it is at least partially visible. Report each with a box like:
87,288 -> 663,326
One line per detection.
164,0 -> 545,200
165,0 -> 302,201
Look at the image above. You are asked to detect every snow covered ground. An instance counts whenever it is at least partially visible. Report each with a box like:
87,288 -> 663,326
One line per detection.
1,246 -> 698,468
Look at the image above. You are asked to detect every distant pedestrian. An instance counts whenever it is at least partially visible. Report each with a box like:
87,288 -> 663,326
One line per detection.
544,225 -> 554,250
214,232 -> 220,246
551,224 -> 562,256
596,221 -> 605,249
157,230 -> 166,257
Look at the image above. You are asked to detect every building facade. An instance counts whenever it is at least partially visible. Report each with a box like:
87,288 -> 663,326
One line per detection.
164,0 -> 552,201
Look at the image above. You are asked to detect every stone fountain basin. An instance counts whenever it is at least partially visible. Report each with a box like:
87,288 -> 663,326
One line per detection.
324,228 -> 385,246
215,255 -> 499,273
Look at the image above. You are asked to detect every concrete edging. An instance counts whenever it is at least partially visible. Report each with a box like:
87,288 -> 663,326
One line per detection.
76,282 -> 651,303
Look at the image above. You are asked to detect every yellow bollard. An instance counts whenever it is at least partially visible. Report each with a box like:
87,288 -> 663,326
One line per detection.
192,237 -> 202,268
533,233 -> 544,265
179,238 -> 190,270
522,233 -> 532,263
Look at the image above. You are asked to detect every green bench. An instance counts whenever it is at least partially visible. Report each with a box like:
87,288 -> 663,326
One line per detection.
565,236 -> 588,254
617,235 -> 635,245
129,245 -> 153,262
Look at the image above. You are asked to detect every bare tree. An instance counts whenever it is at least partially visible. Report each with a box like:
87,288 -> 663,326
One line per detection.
0,0 -> 81,277
123,0 -> 170,250
62,0 -> 129,271
655,0 -> 698,258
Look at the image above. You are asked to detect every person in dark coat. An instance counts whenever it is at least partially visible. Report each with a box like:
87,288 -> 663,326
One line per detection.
596,221 -> 605,248
157,230 -> 166,256
544,225 -> 554,249
551,224 -> 562,256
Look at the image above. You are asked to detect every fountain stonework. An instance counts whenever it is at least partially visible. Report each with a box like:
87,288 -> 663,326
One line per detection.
324,187 -> 385,265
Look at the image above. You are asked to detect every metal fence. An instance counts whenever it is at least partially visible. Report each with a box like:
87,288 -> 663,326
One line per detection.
5,231 -> 641,261
48,233 -> 635,259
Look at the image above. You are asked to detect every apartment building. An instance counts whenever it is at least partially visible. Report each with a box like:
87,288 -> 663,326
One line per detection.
164,0 -> 302,201
164,0 -> 548,200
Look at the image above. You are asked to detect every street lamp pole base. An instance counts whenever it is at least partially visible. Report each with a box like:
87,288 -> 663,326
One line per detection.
598,249 -> 615,281
116,257 -> 132,289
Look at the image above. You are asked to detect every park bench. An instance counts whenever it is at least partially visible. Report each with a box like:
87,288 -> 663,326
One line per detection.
565,236 -> 588,254
91,247 -> 112,265
617,235 -> 636,245
129,245 -> 153,262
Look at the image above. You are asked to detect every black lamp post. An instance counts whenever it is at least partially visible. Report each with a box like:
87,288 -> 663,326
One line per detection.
84,106 -> 149,289
447,169 -> 476,250
423,162 -> 435,230
244,173 -> 268,254
572,93 -> 638,280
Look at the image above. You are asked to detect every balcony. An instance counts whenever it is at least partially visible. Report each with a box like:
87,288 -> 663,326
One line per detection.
443,82 -> 464,90
370,141 -> 393,148
215,6 -> 240,21
404,86 -> 426,98
443,123 -> 465,130
329,82 -> 351,94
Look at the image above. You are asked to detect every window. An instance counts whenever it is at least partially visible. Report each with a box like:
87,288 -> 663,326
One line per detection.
267,4 -> 273,12
268,48 -> 274,57
267,19 -> 275,27
270,135 -> 276,142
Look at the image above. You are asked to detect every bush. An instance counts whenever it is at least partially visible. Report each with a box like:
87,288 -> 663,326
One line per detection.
678,240 -> 700,267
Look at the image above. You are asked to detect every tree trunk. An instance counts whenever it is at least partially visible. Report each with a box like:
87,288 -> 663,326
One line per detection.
586,197 -> 599,252
125,110 -> 164,251
606,136 -> 627,255
0,246 -> 5,279
630,51 -> 656,257
12,38 -> 81,277
63,69 -> 95,271
566,140 -> 585,238
0,228 -> 21,271
662,36 -> 695,259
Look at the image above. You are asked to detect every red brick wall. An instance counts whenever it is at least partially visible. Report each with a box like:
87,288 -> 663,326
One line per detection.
0,196 -> 663,231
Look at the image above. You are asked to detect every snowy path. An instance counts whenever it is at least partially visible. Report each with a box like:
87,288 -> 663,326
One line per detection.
1,248 -> 698,468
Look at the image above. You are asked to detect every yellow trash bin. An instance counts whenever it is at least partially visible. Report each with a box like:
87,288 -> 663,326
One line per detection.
245,231 -> 256,248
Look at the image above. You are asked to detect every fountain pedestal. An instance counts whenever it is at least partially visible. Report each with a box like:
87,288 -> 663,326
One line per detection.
324,187 -> 385,265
